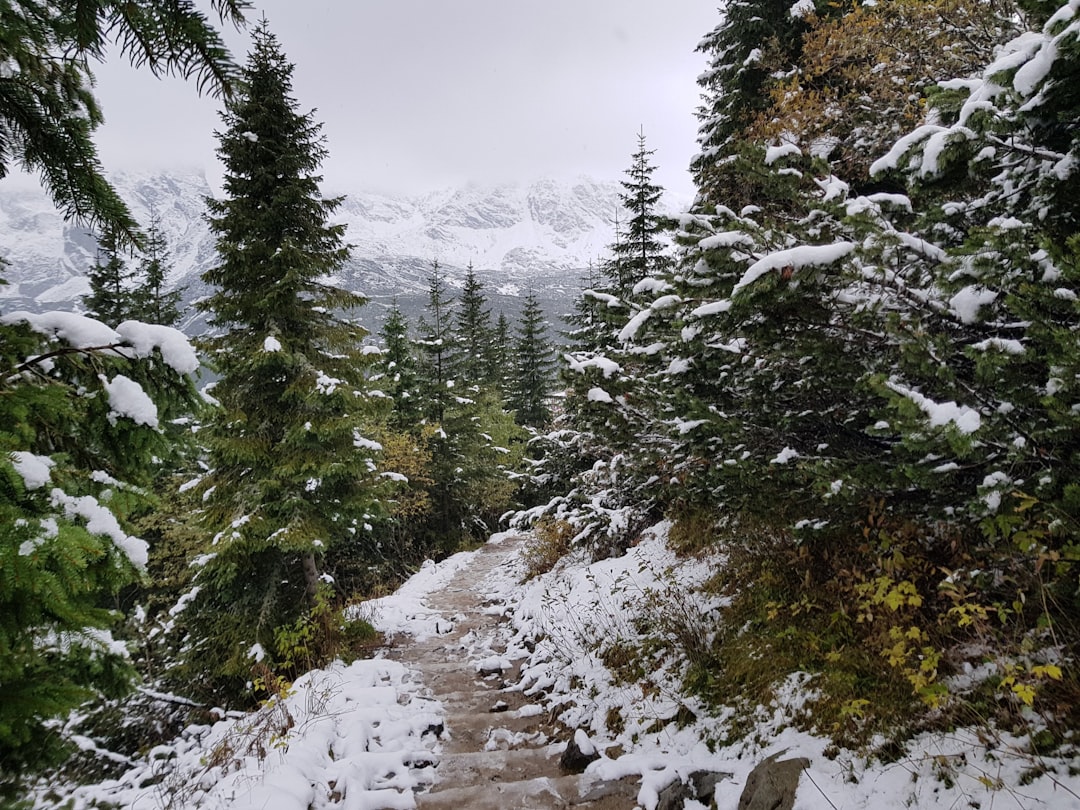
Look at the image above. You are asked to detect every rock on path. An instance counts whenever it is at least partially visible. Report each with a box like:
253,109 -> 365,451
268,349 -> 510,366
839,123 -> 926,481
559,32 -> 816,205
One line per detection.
386,535 -> 638,810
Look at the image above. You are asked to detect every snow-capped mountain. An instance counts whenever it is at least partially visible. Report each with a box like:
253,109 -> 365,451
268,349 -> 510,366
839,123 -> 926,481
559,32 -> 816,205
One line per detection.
0,169 -> 630,334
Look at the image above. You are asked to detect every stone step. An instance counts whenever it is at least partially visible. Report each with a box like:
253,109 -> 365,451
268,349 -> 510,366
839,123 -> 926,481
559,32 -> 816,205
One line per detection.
417,771 -> 639,810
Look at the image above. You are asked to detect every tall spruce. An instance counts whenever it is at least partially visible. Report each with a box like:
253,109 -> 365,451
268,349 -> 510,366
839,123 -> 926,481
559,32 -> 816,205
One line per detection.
378,301 -> 424,432
83,226 -> 134,326
611,130 -> 672,294
511,290 -> 556,427
692,0 -> 816,208
453,262 -> 497,390
131,210 -> 183,326
415,259 -> 457,422
192,21 -> 386,693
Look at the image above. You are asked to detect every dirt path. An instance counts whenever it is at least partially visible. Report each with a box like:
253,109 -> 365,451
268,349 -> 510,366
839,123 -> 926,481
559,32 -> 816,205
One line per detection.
386,535 -> 637,810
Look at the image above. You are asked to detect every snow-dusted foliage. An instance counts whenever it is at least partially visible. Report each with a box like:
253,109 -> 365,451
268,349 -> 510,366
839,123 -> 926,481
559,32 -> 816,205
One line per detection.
1,309 -> 200,772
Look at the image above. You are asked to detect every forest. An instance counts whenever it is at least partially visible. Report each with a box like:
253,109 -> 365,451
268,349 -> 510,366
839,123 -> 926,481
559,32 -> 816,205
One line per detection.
1,0 -> 1079,807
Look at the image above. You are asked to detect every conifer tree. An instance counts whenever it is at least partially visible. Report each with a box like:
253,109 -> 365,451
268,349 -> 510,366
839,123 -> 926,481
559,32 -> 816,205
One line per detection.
191,21 -> 387,693
491,312 -> 515,393
83,227 -> 134,327
378,301 -> 424,431
0,0 -> 242,789
562,260 -> 608,353
415,260 -> 457,422
453,262 -> 496,390
131,210 -> 183,326
511,290 -> 556,427
611,130 -> 672,294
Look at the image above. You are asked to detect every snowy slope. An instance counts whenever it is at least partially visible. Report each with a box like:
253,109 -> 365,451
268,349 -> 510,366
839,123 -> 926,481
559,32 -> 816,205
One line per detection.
0,170 -> 633,332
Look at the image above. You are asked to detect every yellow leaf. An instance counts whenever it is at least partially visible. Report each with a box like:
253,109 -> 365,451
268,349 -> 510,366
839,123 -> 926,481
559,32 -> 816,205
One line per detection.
1032,664 -> 1063,681
1012,683 -> 1036,705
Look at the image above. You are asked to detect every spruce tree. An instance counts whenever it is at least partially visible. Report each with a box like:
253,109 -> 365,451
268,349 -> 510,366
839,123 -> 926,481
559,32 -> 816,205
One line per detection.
510,291 -> 556,427
415,260 -> 457,422
453,262 -> 497,390
562,260 -> 608,353
491,312 -> 515,393
611,130 -> 672,295
191,21 -> 387,693
378,301 -> 424,432
131,210 -> 183,326
83,226 -> 134,326
692,0 -> 815,204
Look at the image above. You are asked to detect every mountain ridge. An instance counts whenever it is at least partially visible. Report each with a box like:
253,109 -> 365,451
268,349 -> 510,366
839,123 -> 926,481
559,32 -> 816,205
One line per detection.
0,170 -> 648,334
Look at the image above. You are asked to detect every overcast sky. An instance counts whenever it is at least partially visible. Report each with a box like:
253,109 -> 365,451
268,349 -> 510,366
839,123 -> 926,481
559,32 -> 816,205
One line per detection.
88,2 -> 719,199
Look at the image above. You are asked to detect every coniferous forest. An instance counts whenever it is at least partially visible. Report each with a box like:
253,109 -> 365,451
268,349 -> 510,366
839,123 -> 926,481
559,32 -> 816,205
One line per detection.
2,1 -> 1080,807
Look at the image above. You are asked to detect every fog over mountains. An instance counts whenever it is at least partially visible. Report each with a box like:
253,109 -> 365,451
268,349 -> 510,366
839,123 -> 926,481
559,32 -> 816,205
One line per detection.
0,170 -> 635,336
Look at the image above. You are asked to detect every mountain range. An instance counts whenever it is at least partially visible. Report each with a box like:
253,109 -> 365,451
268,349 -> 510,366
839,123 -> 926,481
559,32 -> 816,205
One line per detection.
0,170 -> 635,337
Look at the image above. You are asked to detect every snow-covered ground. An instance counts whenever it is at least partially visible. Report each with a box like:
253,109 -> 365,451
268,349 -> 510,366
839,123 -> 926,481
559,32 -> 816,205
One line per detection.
481,526 -> 1080,810
36,527 -> 1080,809
33,660 -> 443,810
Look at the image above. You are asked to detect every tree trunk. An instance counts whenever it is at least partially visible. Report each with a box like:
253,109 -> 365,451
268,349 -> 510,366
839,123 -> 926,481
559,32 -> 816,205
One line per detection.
302,552 -> 320,600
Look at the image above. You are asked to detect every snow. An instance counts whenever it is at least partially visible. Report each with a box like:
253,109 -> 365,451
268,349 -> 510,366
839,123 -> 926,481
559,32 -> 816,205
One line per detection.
698,230 -> 754,250
789,0 -> 816,17
971,338 -> 1024,355
869,125 -> 946,176
949,286 -> 998,324
770,447 -> 800,465
357,551 -> 479,641
690,299 -> 732,318
764,143 -> 801,165
886,381 -> 982,435
733,242 -> 856,295
633,277 -> 672,295
619,296 -> 680,344
1,310 -> 119,348
1012,35 -> 1057,98
41,524 -> 1080,810
103,374 -> 159,428
115,321 -> 199,374
263,335 -> 282,352
564,353 -> 621,379
9,451 -> 54,490
587,387 -> 614,404
50,489 -> 149,569
40,660 -> 442,810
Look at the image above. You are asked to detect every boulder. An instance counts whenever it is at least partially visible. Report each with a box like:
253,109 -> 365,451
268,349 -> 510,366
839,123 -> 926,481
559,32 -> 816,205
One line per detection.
738,753 -> 809,810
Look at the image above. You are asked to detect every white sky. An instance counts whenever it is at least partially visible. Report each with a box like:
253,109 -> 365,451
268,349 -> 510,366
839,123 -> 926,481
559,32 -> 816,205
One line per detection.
88,2 -> 718,199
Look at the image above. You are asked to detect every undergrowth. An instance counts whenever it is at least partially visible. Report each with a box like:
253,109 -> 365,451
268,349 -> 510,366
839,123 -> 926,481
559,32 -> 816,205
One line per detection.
679,496 -> 1080,758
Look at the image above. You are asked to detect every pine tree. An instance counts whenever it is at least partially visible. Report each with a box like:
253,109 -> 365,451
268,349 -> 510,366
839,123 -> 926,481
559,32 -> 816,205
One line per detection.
415,259 -> 457,422
83,226 -> 134,327
191,21 -> 387,694
611,130 -> 672,295
131,210 -> 183,326
692,0 -> 818,209
491,312 -> 515,393
378,301 -> 424,432
453,262 -> 496,390
510,291 -> 556,427
562,260 -> 608,353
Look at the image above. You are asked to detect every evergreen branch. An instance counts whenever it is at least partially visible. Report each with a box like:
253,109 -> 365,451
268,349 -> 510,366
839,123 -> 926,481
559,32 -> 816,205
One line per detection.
9,342 -> 130,376
986,135 -> 1067,164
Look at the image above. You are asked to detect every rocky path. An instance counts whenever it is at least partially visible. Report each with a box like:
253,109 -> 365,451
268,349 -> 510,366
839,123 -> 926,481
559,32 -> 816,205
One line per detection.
386,535 -> 638,810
